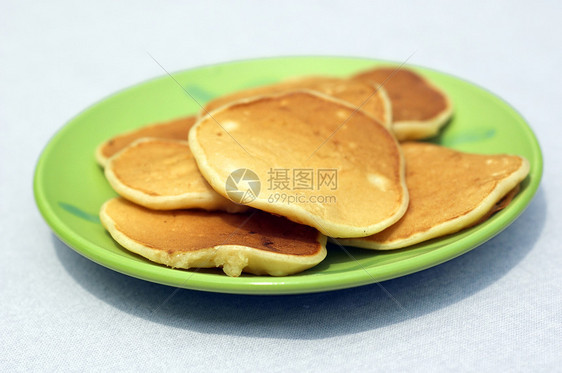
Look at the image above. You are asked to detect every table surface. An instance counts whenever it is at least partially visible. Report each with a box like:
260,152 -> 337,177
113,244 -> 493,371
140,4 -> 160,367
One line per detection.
2,1 -> 561,371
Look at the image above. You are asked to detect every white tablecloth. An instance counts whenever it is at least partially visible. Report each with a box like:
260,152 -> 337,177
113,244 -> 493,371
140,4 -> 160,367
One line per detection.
2,1 -> 561,371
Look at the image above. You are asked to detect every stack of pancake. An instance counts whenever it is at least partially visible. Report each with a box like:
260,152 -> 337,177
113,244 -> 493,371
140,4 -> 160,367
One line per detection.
96,66 -> 529,277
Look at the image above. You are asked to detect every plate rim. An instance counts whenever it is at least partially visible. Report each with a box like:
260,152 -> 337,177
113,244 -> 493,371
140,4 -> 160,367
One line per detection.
33,55 -> 543,295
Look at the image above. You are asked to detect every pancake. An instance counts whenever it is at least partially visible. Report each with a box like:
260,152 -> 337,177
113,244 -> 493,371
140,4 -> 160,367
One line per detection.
202,76 -> 392,128
189,91 -> 409,238
96,116 -> 195,167
104,138 -> 247,212
100,198 -> 327,277
475,184 -> 520,225
337,142 -> 530,250
353,67 -> 453,140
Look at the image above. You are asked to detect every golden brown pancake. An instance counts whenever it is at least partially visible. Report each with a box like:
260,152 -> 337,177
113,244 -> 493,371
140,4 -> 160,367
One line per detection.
202,76 -> 392,128
338,142 -> 530,250
189,91 -> 408,238
100,198 -> 327,277
96,116 -> 195,167
474,184 -> 520,226
353,67 -> 453,140
104,138 -> 247,212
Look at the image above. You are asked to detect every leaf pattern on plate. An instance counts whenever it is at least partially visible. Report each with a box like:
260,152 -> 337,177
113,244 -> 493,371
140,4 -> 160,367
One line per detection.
184,85 -> 216,103
58,202 -> 100,224
441,128 -> 496,146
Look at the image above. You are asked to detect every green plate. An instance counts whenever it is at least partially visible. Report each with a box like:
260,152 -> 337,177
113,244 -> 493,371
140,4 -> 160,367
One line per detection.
34,56 -> 542,295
